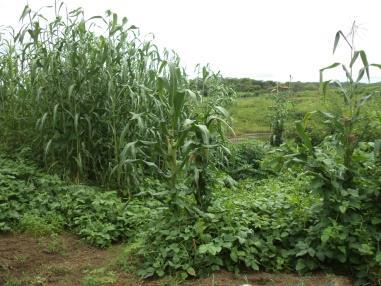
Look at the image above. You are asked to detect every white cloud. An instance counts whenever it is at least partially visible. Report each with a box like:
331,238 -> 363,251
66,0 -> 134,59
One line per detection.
1,0 -> 381,82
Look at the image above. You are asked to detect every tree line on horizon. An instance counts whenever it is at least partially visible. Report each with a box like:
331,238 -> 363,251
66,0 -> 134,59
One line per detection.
220,77 -> 381,95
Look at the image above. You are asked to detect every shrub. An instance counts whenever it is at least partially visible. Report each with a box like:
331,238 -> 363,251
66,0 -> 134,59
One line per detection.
223,141 -> 266,180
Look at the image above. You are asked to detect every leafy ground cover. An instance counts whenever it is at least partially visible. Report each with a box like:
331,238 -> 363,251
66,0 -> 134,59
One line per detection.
0,151 -> 353,285
0,153 -> 352,285
0,233 -> 352,286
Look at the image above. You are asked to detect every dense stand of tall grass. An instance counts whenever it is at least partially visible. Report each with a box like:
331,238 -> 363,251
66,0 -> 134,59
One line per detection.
0,3 -> 233,193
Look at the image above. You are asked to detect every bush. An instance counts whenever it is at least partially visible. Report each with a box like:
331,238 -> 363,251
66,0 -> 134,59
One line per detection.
223,141 -> 267,180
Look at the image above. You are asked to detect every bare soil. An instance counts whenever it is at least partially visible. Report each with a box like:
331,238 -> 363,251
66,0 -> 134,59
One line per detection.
0,233 -> 352,286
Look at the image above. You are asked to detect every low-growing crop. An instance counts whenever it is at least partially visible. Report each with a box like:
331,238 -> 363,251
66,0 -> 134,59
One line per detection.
127,175 -> 316,280
61,186 -> 130,247
18,212 -> 64,237
0,154 -> 132,247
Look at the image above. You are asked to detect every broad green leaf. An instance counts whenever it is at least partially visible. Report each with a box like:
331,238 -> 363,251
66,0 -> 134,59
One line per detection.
350,50 -> 360,67
183,119 -> 195,129
295,121 -> 312,152
375,139 -> 381,158
295,259 -> 306,272
356,68 -> 365,83
371,63 -> 381,69
198,243 -> 221,255
215,106 -> 229,118
19,5 -> 31,21
320,63 -> 340,84
185,89 -> 198,101
339,205 -> 347,214
341,64 -> 353,83
186,267 -> 196,276
320,62 -> 340,74
376,252 -> 381,264
195,124 -> 210,145
68,84 -> 75,98
359,50 -> 370,81
333,31 -> 341,54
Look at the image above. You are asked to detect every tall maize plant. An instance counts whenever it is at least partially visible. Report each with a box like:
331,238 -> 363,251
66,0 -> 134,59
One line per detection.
0,2 -> 233,196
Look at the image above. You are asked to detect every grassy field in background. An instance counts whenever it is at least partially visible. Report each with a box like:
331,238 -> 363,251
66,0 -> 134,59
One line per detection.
229,91 -> 322,135
229,89 -> 381,135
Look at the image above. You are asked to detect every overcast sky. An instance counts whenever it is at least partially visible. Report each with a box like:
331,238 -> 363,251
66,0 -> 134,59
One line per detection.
1,0 -> 381,82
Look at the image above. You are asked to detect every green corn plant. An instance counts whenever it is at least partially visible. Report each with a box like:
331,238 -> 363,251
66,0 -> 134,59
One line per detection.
285,22 -> 381,200
145,62 -> 232,212
375,112 -> 381,164
281,25 -> 381,284
319,21 -> 380,183
269,76 -> 292,146
0,2 -> 233,197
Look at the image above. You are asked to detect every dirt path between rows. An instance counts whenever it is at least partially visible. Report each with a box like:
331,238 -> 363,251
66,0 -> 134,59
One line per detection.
0,233 -> 352,286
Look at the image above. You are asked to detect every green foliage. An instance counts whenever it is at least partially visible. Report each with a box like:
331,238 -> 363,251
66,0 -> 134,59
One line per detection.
229,83 -> 380,139
62,186 -> 130,247
263,135 -> 381,284
0,155 -> 55,232
19,212 -> 64,236
0,3 -> 232,194
269,79 -> 293,146
319,24 -> 380,180
223,77 -> 276,94
1,3 -> 381,285
82,268 -> 117,286
277,24 -> 381,284
128,175 -> 316,279
286,140 -> 381,283
41,233 -> 67,255
0,154 -> 131,247
222,141 -> 267,180
143,63 -> 232,211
